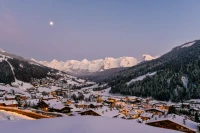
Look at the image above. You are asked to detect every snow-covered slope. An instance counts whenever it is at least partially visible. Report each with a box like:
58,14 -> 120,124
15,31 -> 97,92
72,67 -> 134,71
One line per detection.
38,55 -> 158,73
0,48 -> 5,53
0,116 -> 179,133
142,54 -> 158,61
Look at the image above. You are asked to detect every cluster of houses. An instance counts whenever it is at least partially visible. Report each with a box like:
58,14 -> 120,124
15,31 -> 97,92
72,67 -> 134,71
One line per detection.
1,84 -> 200,132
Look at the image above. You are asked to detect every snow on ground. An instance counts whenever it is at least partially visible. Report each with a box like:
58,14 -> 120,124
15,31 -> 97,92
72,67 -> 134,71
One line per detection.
0,110 -> 34,121
0,85 -> 30,96
0,116 -> 179,133
101,87 -> 138,100
38,86 -> 60,93
126,72 -> 157,85
81,84 -> 99,91
11,79 -> 33,90
67,79 -> 79,86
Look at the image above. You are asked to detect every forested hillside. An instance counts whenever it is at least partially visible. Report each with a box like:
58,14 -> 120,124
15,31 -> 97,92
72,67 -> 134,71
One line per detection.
107,40 -> 200,102
0,51 -> 58,85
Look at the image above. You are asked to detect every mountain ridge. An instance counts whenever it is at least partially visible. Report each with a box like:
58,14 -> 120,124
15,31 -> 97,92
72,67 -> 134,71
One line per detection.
37,55 -> 158,73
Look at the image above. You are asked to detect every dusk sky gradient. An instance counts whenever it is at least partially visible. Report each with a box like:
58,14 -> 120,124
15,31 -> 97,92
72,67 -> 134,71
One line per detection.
0,0 -> 200,61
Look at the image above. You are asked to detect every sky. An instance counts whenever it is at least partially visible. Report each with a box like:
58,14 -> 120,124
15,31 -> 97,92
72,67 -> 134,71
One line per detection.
0,0 -> 200,61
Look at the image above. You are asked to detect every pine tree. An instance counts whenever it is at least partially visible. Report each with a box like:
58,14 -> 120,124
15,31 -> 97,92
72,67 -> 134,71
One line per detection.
195,112 -> 199,122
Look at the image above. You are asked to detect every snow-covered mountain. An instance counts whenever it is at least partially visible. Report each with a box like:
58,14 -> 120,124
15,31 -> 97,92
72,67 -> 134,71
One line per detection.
142,54 -> 159,61
0,48 -> 5,53
38,55 -> 157,73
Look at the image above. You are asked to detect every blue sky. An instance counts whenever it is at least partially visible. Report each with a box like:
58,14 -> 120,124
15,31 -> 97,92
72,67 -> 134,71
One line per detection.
0,0 -> 200,61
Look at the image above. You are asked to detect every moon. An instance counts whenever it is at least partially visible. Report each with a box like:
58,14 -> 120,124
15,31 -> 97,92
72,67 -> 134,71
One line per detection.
49,21 -> 54,26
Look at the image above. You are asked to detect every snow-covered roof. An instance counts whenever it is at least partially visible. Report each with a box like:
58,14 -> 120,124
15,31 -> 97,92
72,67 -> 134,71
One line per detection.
80,106 -> 120,118
51,103 -> 66,110
69,104 -> 83,112
26,99 -> 39,106
42,95 -> 55,99
145,108 -> 165,113
140,112 -> 153,118
128,110 -> 139,116
5,95 -> 15,99
42,99 -> 62,108
0,100 -> 18,105
146,114 -> 198,132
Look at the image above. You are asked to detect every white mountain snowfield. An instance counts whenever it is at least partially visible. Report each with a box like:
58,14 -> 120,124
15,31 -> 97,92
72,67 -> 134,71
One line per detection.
0,116 -> 179,133
37,55 -> 158,73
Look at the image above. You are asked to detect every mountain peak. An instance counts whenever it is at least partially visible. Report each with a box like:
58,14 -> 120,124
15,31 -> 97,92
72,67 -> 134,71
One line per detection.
142,54 -> 158,61
38,55 -> 155,73
0,48 -> 5,53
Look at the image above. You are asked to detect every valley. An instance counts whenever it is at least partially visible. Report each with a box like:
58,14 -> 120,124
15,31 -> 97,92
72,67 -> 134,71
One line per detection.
1,40 -> 200,133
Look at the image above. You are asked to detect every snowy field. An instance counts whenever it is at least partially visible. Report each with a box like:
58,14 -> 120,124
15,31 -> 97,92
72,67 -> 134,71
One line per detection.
0,116 -> 179,133
0,110 -> 34,121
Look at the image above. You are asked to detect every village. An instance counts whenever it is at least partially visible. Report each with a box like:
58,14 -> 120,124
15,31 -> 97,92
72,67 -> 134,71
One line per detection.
0,77 -> 200,133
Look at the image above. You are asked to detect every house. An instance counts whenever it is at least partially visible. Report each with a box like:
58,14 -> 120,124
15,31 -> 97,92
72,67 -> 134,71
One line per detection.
37,100 -> 49,110
79,106 -> 120,118
79,109 -> 101,116
126,110 -> 140,119
5,95 -> 15,100
42,95 -> 56,100
189,108 -> 199,116
15,94 -> 27,100
0,100 -> 18,107
37,99 -> 71,113
140,112 -> 154,121
152,102 -> 169,110
69,104 -> 83,112
145,108 -> 165,115
146,114 -> 199,133
50,103 -> 72,113
75,101 -> 85,108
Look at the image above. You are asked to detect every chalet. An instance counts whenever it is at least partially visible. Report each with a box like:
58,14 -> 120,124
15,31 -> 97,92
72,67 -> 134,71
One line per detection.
42,95 -> 56,100
26,99 -> 39,107
37,100 -> 49,110
146,114 -> 199,133
5,95 -> 15,100
152,102 -> 169,110
15,94 -> 27,100
140,112 -> 153,121
79,107 -> 120,118
128,99 -> 141,104
38,99 -> 62,111
79,109 -> 101,116
126,110 -> 139,119
0,89 -> 6,96
69,104 -> 83,112
145,108 -> 165,115
50,103 -> 72,113
75,101 -> 85,108
0,100 -> 18,107
189,108 -> 199,116
182,103 -> 190,109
